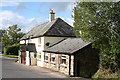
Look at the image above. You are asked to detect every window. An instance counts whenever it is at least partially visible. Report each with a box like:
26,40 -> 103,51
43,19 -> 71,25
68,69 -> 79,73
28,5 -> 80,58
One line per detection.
29,35 -> 32,42
38,38 -> 41,47
38,52 -> 41,60
45,53 -> 48,61
51,54 -> 55,63
61,55 -> 66,64
30,52 -> 36,58
46,42 -> 50,46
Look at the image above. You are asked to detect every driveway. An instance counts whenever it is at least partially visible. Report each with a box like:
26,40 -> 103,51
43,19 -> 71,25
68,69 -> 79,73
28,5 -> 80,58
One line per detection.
2,56 -> 66,78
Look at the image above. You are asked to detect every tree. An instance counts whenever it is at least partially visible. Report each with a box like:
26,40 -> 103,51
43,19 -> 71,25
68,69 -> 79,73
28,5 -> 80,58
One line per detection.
1,31 -> 10,47
1,25 -> 25,55
0,30 -> 5,37
0,30 -> 6,53
1,25 -> 25,46
73,2 -> 120,72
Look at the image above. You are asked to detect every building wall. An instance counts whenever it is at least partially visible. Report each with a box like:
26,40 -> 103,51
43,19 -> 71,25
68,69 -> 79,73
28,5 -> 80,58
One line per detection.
74,44 -> 99,78
20,40 -> 25,44
44,53 -> 74,76
20,36 -> 67,67
37,36 -> 67,67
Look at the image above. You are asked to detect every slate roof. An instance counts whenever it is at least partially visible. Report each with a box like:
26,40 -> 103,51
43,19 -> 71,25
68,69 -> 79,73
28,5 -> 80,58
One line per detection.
21,18 -> 75,40
20,43 -> 36,52
44,38 -> 91,54
19,44 -> 26,52
26,43 -> 37,52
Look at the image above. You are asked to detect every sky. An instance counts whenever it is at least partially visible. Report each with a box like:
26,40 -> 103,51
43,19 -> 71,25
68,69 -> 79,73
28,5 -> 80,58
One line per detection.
0,2 -> 74,33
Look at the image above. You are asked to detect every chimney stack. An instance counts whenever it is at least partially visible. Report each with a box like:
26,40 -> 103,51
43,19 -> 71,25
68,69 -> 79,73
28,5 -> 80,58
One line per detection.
49,9 -> 55,22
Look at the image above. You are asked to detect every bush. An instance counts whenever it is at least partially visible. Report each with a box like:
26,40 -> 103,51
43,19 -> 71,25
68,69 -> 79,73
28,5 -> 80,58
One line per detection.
4,43 -> 19,55
92,67 -> 119,78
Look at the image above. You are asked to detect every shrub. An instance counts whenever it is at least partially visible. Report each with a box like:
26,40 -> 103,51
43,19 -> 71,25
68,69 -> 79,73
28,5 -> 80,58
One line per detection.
92,67 -> 119,78
4,43 -> 19,55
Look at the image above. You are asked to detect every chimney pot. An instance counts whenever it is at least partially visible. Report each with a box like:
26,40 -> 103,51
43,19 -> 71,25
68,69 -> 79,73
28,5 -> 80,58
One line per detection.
51,9 -> 53,13
49,9 -> 55,22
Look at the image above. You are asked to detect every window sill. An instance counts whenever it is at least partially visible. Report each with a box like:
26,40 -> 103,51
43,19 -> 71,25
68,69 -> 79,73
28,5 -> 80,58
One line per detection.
51,61 -> 55,64
44,60 -> 48,63
60,64 -> 67,67
38,45 -> 41,47
37,59 -> 41,61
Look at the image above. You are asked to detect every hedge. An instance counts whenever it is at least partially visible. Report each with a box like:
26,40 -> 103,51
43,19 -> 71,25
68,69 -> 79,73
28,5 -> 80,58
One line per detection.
4,43 -> 19,55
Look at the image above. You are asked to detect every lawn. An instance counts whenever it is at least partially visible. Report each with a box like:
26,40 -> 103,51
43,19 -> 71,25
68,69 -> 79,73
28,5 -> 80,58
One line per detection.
2,54 -> 18,58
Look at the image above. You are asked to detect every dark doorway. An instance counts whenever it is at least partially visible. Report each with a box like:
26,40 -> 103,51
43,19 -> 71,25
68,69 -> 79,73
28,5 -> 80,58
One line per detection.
21,52 -> 26,64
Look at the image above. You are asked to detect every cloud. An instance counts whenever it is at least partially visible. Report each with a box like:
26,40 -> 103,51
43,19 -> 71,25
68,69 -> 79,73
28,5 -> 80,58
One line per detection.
38,2 -> 74,14
0,2 -> 19,7
38,3 -> 46,12
0,10 -> 48,33
0,10 -> 73,32
60,17 -> 73,26
15,2 -> 26,12
49,2 -> 73,13
66,18 -> 73,26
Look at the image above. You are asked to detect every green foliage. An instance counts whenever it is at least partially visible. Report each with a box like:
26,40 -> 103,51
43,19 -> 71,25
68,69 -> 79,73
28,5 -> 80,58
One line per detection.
3,47 -> 7,55
0,30 -> 5,38
92,67 -> 118,78
1,25 -> 25,47
1,25 -> 25,55
5,43 -> 19,55
73,2 -> 120,73
1,31 -> 11,47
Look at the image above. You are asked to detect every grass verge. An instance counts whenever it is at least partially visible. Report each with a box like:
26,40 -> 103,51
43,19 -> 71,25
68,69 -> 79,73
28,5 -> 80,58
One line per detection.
2,54 -> 18,58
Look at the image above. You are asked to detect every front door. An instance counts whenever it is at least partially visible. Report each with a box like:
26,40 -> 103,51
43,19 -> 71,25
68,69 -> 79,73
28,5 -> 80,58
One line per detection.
21,52 -> 26,64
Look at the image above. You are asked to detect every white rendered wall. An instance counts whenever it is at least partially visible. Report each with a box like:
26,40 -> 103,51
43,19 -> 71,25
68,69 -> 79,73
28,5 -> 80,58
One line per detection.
26,51 -> 30,66
37,36 -> 67,67
37,37 -> 44,67
20,40 -> 25,44
20,36 -> 67,67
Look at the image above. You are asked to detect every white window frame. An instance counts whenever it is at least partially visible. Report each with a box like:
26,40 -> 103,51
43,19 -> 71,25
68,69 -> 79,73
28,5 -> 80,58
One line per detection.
61,54 -> 67,66
45,53 -> 48,61
38,38 -> 41,47
30,52 -> 36,58
37,52 -> 41,60
51,54 -> 55,63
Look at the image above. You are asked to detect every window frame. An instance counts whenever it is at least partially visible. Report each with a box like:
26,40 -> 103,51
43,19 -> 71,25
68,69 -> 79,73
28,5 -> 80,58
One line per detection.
38,38 -> 41,47
45,53 -> 48,61
37,52 -> 41,60
61,54 -> 67,66
51,54 -> 55,63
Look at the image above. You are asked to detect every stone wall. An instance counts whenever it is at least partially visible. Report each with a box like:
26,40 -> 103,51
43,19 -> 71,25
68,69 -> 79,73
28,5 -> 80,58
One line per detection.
44,53 -> 74,76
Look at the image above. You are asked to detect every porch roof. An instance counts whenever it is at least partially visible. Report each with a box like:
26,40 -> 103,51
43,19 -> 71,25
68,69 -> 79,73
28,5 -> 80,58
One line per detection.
19,44 -> 26,52
43,38 -> 91,54
26,43 -> 37,52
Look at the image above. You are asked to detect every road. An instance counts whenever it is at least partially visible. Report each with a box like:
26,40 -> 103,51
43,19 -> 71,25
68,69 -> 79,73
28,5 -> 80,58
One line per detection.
2,56 -> 66,78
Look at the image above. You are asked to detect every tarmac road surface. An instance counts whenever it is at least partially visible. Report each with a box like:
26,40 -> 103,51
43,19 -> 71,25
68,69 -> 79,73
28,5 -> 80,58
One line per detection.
2,56 -> 66,78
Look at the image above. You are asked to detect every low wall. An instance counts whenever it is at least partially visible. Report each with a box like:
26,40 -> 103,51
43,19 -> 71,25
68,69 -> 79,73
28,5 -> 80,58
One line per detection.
44,53 -> 74,76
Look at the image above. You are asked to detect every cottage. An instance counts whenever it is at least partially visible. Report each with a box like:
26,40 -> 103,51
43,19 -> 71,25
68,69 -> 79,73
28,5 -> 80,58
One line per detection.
44,38 -> 99,77
19,10 -> 99,77
19,10 -> 75,67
